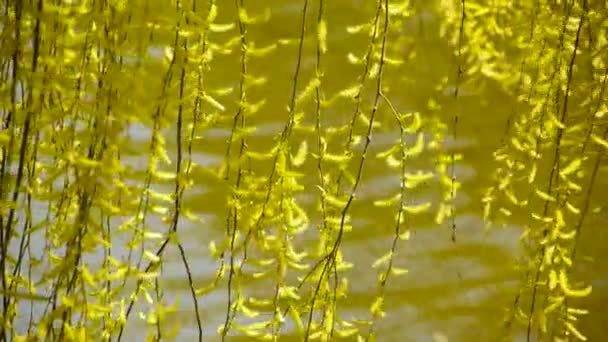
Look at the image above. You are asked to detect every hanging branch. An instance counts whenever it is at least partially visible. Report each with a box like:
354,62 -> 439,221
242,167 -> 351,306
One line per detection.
221,0 -> 252,337
451,0 -> 465,243
304,0 -> 390,339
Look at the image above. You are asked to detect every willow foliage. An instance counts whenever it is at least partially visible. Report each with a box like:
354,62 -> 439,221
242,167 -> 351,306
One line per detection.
0,0 -> 604,341
439,0 -> 607,341
0,0 -> 454,340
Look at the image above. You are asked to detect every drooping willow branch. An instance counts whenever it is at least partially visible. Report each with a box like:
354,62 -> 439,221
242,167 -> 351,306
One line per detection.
221,0 -> 253,337
304,0 -> 390,339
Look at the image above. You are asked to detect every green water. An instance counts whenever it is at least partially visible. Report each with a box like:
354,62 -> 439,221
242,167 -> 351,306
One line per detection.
16,1 -> 608,341
136,2 -> 608,341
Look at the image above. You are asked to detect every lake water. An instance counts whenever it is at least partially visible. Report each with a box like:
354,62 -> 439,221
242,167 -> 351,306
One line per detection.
8,0 -> 608,341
